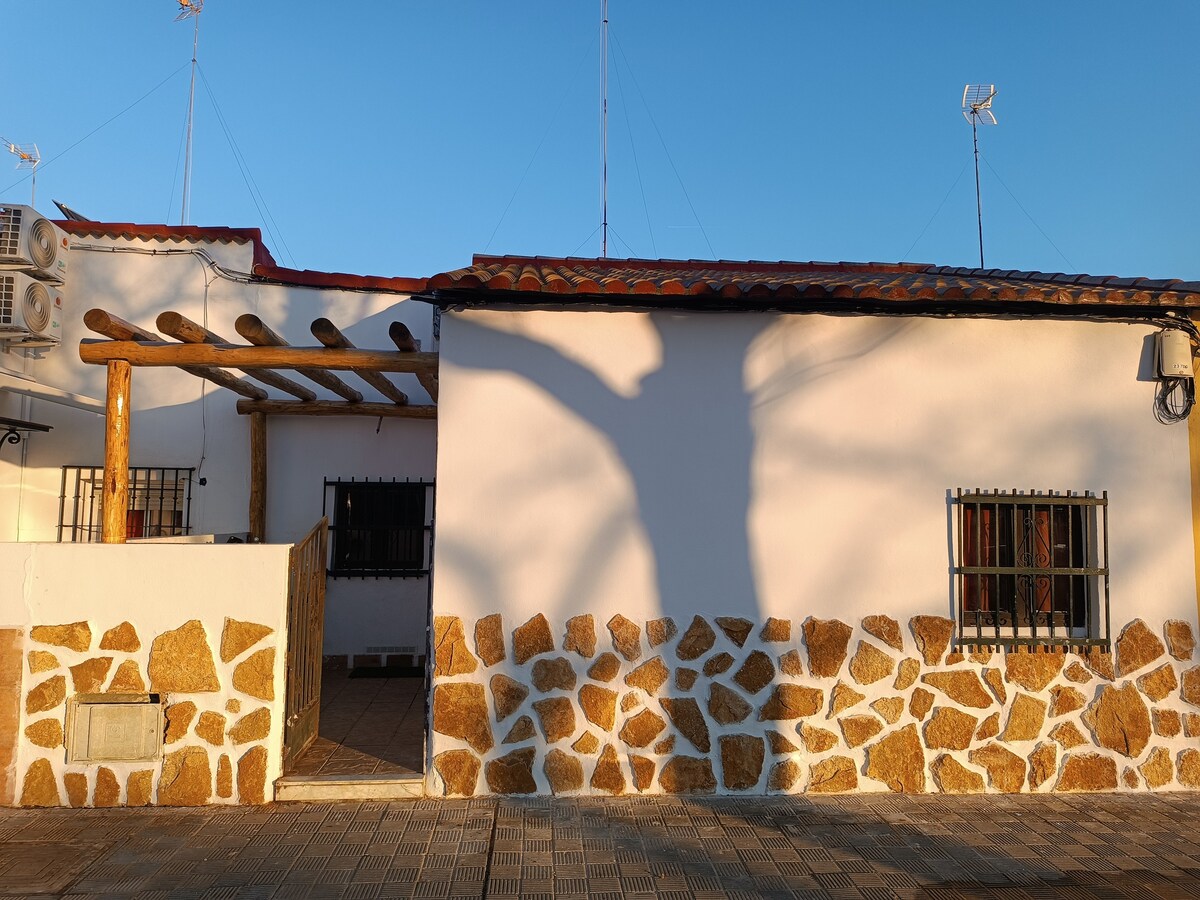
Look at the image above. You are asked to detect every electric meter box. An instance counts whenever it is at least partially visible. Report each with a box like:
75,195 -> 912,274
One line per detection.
1158,329 -> 1194,379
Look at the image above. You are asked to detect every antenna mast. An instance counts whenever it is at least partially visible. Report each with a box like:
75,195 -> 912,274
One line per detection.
2,139 -> 40,206
177,0 -> 204,226
961,84 -> 997,268
600,0 -> 608,258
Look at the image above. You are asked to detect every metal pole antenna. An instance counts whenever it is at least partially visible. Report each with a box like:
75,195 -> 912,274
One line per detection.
181,8 -> 201,225
600,0 -> 608,258
972,113 -> 984,268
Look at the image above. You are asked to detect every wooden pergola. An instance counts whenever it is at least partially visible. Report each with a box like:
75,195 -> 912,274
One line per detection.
80,308 -> 438,544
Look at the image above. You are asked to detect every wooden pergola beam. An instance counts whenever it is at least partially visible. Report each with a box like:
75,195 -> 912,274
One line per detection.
310,318 -> 409,405
83,310 -> 268,401
79,339 -> 438,375
157,311 -> 318,402
101,360 -> 131,543
249,411 -> 267,542
389,322 -> 439,402
236,400 -> 437,418
234,315 -> 364,403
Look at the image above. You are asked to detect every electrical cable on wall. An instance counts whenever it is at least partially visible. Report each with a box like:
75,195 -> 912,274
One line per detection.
1154,321 -> 1197,424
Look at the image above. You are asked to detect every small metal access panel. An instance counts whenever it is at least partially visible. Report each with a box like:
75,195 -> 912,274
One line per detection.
66,694 -> 163,763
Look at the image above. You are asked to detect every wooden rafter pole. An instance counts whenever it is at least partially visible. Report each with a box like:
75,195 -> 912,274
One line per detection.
79,339 -> 438,375
101,360 -> 131,544
389,322 -> 438,402
234,315 -> 364,402
236,400 -> 436,418
310,318 -> 409,404
82,310 -> 268,401
249,411 -> 267,542
156,311 -> 317,402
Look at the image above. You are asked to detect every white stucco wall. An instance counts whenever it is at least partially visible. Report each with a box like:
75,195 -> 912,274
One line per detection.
0,541 -> 292,805
0,231 -> 438,656
434,308 -> 1197,632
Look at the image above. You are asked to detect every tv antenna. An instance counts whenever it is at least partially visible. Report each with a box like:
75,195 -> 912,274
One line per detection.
2,139 -> 40,206
600,0 -> 609,257
176,0 -> 204,225
962,84 -> 997,268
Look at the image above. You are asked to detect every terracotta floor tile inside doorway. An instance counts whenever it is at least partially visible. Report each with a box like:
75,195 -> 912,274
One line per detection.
288,669 -> 424,777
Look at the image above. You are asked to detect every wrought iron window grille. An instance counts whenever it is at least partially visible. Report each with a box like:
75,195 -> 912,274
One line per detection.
58,466 -> 195,543
954,488 -> 1110,651
322,477 -> 434,579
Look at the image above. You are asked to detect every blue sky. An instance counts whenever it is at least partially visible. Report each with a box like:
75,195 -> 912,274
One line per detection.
4,2 -> 1198,280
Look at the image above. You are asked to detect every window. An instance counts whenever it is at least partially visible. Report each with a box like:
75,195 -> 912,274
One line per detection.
58,466 -> 194,543
955,489 -> 1109,649
325,479 -> 432,577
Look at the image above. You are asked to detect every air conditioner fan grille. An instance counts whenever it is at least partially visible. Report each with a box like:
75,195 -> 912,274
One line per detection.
23,281 -> 50,334
28,217 -> 57,270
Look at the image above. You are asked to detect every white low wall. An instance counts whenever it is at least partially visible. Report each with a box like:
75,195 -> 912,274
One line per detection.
0,541 -> 292,807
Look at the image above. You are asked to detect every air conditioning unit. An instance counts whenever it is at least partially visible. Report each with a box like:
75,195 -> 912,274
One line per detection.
0,204 -> 69,283
0,272 -> 63,347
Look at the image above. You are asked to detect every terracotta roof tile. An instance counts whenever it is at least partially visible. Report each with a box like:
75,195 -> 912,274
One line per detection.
424,255 -> 1200,310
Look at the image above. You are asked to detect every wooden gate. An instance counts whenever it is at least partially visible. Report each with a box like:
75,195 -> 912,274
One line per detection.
283,517 -> 328,769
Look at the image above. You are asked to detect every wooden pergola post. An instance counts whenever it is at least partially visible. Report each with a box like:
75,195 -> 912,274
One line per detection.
249,411 -> 267,542
101,359 -> 132,543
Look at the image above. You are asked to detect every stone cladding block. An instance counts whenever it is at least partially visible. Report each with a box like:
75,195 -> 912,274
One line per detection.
1177,749 -> 1200,788
768,759 -> 801,792
975,712 -> 1000,741
708,683 -> 751,725
624,657 -> 668,695
20,759 -> 60,807
863,615 -> 903,651
532,657 -> 576,692
647,618 -> 676,648
30,623 -> 91,653
800,723 -> 839,753
1048,686 -> 1085,718
99,621 -> 141,653
63,773 -> 88,808
982,668 -> 1007,705
25,719 -> 62,749
126,771 -> 153,807
590,744 -> 625,794
924,707 -> 978,751
434,683 -> 493,753
619,709 -> 666,748
544,749 -> 584,794
840,715 -> 883,749
433,617 -> 477,676
579,684 -> 617,731
228,708 -> 270,744
607,615 -> 641,662
195,711 -> 226,745
1063,661 -> 1092,684
760,618 -> 791,643
1116,619 -> 1166,677
809,756 -> 857,793
866,724 -> 925,793
803,618 -> 852,678
969,743 -> 1026,793
1083,683 -> 1150,758
164,702 -> 197,744
1137,663 -> 1177,702
1153,708 -> 1182,738
69,657 -> 113,693
513,614 -> 554,664
25,676 -> 66,715
767,730 -> 798,753
849,641 -> 895,686
1028,742 -> 1057,790
490,674 -> 528,722
486,748 -> 536,794
909,688 -> 934,721
703,653 -> 734,677
759,684 -> 823,722
572,732 -> 600,754
675,668 -> 698,690
107,661 -> 146,693
474,614 -> 506,666
675,617 -> 716,660
659,756 -> 716,793
216,756 -> 233,799
1140,746 -> 1173,789
149,620 -> 220,693
630,756 -> 656,792
502,715 -> 535,744
779,650 -> 804,677
233,648 -> 275,701
732,651 -> 775,695
871,697 -> 905,725
1004,650 -> 1063,693
219,619 -> 272,663
1165,620 -> 1195,661
158,747 -> 213,806
563,615 -> 597,657
910,616 -> 954,666
921,671 -> 993,709
830,682 -> 865,718
931,755 -> 985,793
660,698 -> 710,753
1000,693 -> 1047,743
715,617 -> 753,648
532,697 -> 575,743
27,651 -> 57,674
720,734 -> 765,790
587,652 -> 621,682
1055,753 -> 1118,792
94,768 -> 121,807
1049,721 -> 1087,749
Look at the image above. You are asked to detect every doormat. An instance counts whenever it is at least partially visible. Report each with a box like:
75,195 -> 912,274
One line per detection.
349,666 -> 425,679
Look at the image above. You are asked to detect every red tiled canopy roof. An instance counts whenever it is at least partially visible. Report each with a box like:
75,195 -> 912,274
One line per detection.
424,254 -> 1200,310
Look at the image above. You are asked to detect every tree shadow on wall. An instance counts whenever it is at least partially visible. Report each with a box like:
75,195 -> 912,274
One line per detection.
447,311 -> 769,626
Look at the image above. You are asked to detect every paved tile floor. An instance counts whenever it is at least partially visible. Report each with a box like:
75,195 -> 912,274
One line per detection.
290,674 -> 425,778
4,793 -> 1200,898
